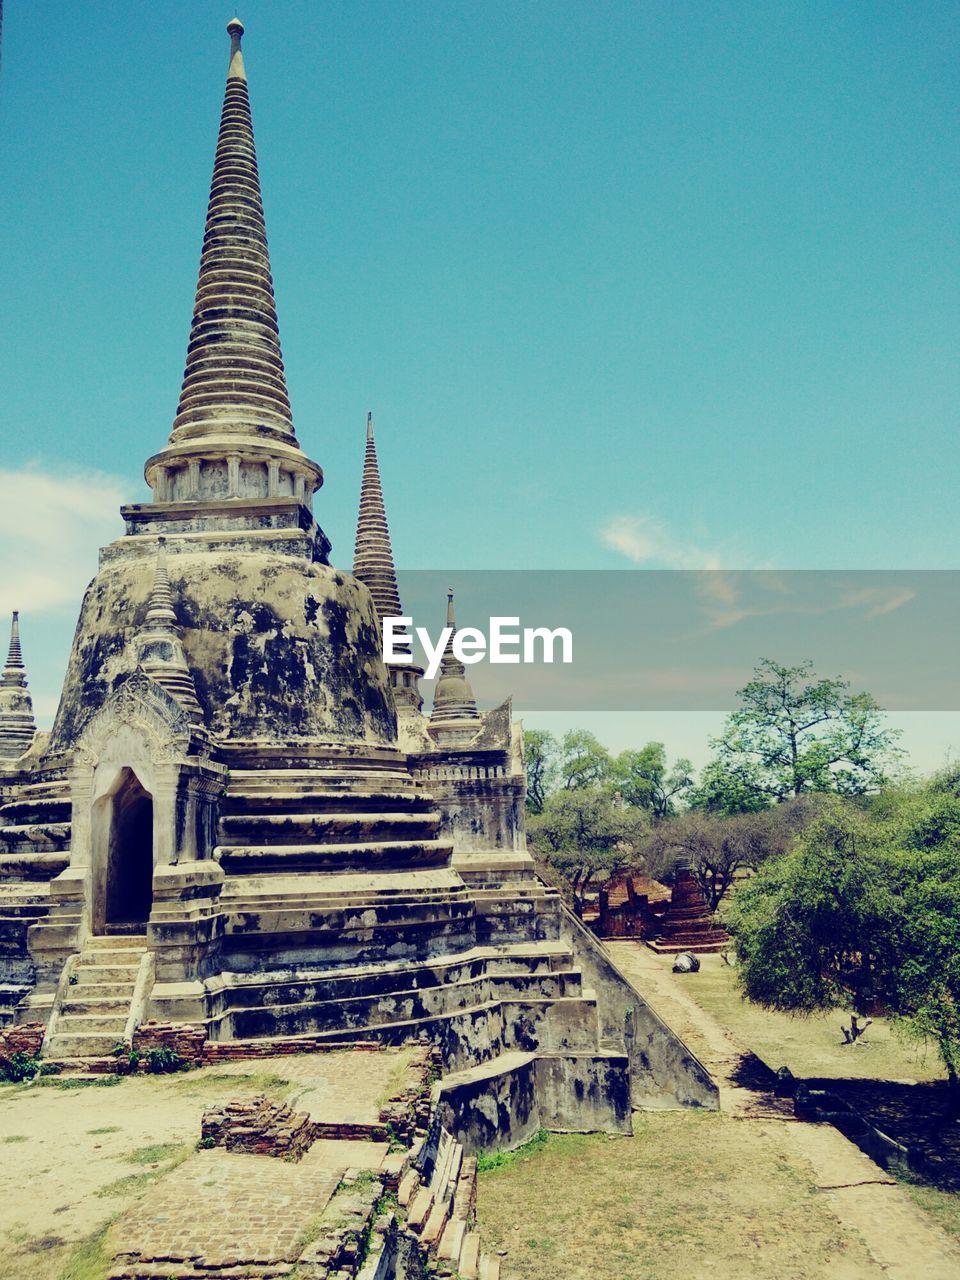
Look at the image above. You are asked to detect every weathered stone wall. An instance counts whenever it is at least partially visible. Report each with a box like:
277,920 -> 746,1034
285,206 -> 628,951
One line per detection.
561,906 -> 719,1110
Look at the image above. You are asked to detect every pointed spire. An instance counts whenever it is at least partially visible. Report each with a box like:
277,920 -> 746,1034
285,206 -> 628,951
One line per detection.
168,19 -> 296,450
0,612 -> 37,760
353,414 -> 423,714
6,611 -> 23,670
135,541 -> 204,723
354,413 -> 402,620
429,589 -> 480,727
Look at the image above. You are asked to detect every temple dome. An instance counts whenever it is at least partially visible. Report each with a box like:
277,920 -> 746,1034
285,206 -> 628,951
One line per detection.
49,551 -> 395,751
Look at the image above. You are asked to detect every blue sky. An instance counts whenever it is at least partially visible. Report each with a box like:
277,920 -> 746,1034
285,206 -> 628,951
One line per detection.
1,2 -> 958,767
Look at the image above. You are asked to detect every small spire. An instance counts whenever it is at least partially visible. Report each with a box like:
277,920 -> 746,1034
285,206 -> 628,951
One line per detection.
134,543 -> 204,723
0,612 -> 37,760
354,413 -> 403,621
430,588 -> 480,726
144,538 -> 177,626
6,611 -> 24,670
353,414 -> 423,715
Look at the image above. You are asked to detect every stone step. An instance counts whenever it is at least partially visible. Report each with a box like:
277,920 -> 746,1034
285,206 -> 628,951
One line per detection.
71,977 -> 138,997
61,996 -> 131,1015
216,971 -> 584,1041
223,787 -> 435,814
478,1256 -> 501,1279
77,954 -> 144,971
215,838 -> 453,874
218,810 -> 442,845
45,1030 -> 125,1057
56,1013 -> 128,1034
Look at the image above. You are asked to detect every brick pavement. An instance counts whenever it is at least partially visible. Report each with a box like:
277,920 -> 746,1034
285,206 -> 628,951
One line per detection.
107,1140 -> 387,1272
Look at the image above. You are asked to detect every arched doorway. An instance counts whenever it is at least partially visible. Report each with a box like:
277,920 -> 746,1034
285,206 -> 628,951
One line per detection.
103,768 -> 154,933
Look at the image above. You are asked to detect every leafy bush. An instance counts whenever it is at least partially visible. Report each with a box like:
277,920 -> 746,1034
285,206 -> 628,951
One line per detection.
145,1047 -> 182,1074
1,1051 -> 45,1083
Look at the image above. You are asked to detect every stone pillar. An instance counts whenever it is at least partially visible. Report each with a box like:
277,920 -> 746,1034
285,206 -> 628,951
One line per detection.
293,471 -> 306,503
227,453 -> 241,498
268,459 -> 280,497
188,459 -> 201,500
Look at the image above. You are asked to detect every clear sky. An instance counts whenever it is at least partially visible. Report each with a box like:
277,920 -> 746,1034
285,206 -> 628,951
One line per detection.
2,2 -> 958,768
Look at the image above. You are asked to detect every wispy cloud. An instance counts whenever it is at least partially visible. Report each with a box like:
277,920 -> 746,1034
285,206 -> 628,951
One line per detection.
600,514 -> 729,571
599,513 -> 916,632
0,467 -> 128,616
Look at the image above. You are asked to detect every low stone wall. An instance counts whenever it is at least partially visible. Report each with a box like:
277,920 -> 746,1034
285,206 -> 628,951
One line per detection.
0,1021 -> 44,1069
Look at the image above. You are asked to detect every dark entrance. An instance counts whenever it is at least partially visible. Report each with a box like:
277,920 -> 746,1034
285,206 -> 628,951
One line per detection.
104,768 -> 154,932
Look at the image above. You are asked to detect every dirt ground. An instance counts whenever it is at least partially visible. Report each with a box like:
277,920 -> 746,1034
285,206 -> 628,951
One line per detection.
0,1048 -> 410,1280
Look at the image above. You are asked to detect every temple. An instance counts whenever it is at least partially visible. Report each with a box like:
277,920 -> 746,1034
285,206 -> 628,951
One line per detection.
0,20 -> 714,1147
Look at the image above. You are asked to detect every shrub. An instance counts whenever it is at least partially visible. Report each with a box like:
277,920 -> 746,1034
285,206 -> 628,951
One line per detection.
145,1047 -> 182,1074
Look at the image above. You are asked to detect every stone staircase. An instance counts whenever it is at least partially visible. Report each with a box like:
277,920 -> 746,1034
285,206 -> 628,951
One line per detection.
45,936 -> 148,1059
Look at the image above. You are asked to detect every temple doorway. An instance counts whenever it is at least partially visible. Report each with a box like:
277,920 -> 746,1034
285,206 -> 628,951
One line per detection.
103,767 -> 154,933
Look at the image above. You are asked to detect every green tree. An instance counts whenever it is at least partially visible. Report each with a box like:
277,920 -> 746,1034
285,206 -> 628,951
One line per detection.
703,659 -> 902,805
687,758 -> 770,815
527,787 -> 649,916
523,729 -> 559,814
728,790 -> 960,1087
611,743 -> 695,818
559,729 -> 613,791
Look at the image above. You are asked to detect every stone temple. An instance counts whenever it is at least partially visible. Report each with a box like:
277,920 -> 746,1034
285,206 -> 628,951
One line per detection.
0,20 -> 714,1147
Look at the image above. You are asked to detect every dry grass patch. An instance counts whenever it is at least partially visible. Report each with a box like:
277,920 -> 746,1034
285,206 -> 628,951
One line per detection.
657,953 -> 943,1082
479,1111 -> 881,1280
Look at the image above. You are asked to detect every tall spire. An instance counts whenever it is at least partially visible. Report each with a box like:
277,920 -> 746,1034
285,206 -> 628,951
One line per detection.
134,541 -> 204,723
429,589 -> 480,728
354,413 -> 402,620
353,414 -> 423,714
171,16 -> 293,449
0,613 -> 37,760
142,20 -> 323,526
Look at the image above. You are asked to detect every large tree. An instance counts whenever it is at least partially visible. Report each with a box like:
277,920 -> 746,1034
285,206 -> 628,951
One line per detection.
701,659 -> 902,805
527,788 -> 649,916
728,786 -> 960,1087
611,743 -> 695,818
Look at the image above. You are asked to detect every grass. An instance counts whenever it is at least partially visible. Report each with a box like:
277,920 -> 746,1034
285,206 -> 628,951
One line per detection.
57,1221 -> 113,1280
3,1133 -> 28,1143
478,1111 -> 880,1280
660,953 -> 944,1082
95,1141 -> 192,1200
900,1180 -> 960,1244
477,1128 -> 550,1172
123,1142 -> 184,1166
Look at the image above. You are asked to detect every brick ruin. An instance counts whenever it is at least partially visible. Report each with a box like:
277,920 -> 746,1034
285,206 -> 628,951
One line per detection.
589,868 -> 731,953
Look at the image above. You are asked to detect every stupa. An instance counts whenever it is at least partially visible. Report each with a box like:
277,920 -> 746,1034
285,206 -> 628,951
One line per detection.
0,20 -> 715,1146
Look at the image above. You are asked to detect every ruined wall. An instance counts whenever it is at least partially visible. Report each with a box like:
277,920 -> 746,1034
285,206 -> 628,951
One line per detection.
562,907 -> 718,1110
49,551 -> 396,750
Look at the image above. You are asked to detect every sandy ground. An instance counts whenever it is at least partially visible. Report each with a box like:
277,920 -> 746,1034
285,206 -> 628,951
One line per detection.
0,1047 -> 409,1279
